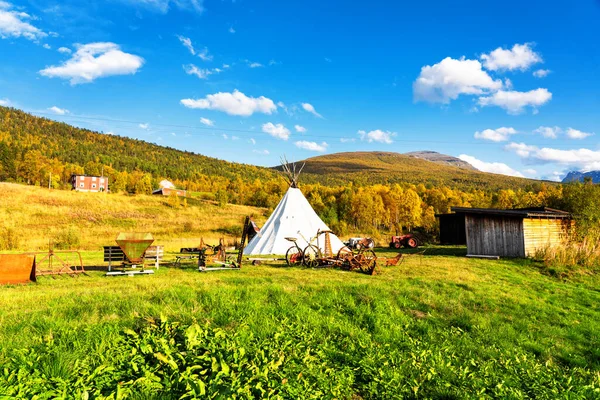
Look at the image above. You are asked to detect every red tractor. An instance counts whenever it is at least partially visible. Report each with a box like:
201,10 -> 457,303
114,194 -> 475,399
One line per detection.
389,234 -> 419,249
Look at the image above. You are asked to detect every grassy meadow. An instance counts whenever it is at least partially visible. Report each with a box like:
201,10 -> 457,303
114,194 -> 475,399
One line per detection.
1,182 -> 599,398
0,183 -> 268,252
0,247 -> 599,398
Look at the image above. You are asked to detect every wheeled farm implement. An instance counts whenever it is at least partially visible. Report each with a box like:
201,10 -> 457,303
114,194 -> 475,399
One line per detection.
286,229 -> 379,275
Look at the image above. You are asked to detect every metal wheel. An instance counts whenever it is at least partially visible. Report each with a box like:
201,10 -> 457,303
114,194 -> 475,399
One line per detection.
285,246 -> 302,266
302,245 -> 320,268
394,242 -> 401,249
405,237 -> 418,248
335,246 -> 353,269
360,249 -> 378,275
337,246 -> 353,259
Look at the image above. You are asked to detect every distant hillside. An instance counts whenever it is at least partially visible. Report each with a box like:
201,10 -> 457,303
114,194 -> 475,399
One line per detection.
0,106 -> 278,189
0,106 -> 550,192
562,171 -> 600,183
404,151 -> 476,170
287,151 -> 548,190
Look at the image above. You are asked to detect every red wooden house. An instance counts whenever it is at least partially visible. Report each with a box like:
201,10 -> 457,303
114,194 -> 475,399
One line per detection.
70,175 -> 108,192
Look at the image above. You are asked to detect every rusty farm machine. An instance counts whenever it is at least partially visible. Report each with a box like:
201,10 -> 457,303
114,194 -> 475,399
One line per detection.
104,232 -> 156,277
286,229 -> 379,275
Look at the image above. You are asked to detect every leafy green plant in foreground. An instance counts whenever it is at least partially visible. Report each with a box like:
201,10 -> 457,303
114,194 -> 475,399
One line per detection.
1,317 -> 599,399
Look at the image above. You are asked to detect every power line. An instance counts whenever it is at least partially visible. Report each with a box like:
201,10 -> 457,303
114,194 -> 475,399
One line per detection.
29,111 -> 586,149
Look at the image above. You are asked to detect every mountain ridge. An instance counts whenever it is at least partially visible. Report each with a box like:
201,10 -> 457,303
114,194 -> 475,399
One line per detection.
279,151 -> 550,190
562,171 -> 600,183
404,150 -> 476,170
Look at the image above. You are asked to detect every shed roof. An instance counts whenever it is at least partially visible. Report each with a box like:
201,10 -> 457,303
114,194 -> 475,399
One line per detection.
450,206 -> 571,219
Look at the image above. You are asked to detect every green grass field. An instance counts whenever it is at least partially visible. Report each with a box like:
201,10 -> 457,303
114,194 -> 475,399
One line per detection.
1,247 -> 599,398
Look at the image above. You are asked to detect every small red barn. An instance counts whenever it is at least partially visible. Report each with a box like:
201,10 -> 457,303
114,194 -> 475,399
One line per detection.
152,187 -> 186,197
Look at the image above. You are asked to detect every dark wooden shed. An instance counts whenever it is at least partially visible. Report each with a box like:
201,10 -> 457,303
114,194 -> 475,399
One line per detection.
436,213 -> 466,245
450,207 -> 572,258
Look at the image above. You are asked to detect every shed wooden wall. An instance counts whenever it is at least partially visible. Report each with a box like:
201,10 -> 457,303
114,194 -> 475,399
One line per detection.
523,218 -> 570,256
465,215 -> 525,257
438,214 -> 466,245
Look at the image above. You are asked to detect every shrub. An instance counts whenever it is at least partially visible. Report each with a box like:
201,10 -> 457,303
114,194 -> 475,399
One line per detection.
534,237 -> 600,277
0,226 -> 20,250
183,221 -> 194,232
53,227 -> 81,250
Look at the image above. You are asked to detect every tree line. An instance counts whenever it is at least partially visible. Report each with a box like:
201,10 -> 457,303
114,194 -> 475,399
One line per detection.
1,106 -> 597,239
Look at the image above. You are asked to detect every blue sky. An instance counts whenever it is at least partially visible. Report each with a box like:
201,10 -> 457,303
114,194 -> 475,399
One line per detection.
1,0 -> 599,180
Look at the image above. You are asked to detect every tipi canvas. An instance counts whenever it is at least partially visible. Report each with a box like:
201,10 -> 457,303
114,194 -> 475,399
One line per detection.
243,187 -> 345,255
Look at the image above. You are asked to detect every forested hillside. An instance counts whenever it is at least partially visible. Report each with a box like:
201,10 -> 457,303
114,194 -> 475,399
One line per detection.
294,152 -> 544,190
0,106 -> 277,193
3,106 -> 597,239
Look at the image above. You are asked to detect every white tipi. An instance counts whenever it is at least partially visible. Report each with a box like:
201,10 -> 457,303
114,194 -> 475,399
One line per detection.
243,159 -> 345,255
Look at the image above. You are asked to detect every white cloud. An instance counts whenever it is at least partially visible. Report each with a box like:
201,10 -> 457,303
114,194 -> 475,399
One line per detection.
566,128 -> 593,140
478,88 -> 552,114
534,126 -> 561,139
197,47 -> 212,61
0,98 -> 11,106
177,35 -> 211,60
253,149 -> 269,155
481,43 -> 542,72
506,142 -> 600,171
533,69 -> 551,78
413,57 -> 503,103
123,0 -> 204,14
180,90 -> 277,117
505,142 -> 538,158
222,133 -> 228,140
358,129 -> 395,144
200,117 -> 214,126
523,168 -> 537,176
340,138 -> 356,143
531,126 -> 592,140
228,26 -> 235,34
43,43 -> 51,49
458,154 -> 524,177
261,122 -> 290,140
105,131 -> 115,135
183,64 -> 221,79
249,138 -> 256,145
39,42 -> 144,84
246,61 -> 263,68
302,103 -> 323,118
0,2 -> 46,41
57,46 -> 71,54
295,140 -> 328,152
170,132 -> 176,136
277,101 -> 297,116
547,172 -> 564,182
177,35 -> 195,55
294,125 -> 306,133
48,106 -> 69,115
231,135 -> 239,140
139,123 -> 149,129
474,127 -> 517,142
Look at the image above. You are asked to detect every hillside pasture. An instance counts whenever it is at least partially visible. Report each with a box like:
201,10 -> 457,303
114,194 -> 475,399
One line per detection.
0,183 -> 267,252
0,249 -> 599,398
